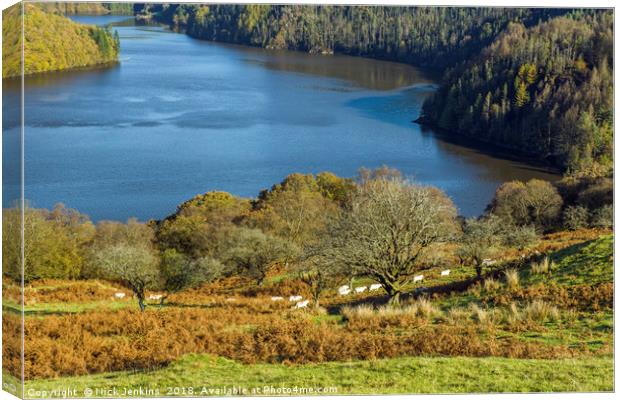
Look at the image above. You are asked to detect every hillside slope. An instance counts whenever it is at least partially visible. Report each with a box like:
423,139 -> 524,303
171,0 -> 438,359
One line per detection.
37,2 -> 133,16
2,4 -> 120,78
420,11 -> 613,174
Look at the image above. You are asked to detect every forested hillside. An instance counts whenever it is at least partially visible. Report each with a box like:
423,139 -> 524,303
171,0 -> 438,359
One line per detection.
136,4 -> 613,174
421,11 -> 613,174
37,2 -> 133,15
136,4 -> 563,70
2,4 -> 120,78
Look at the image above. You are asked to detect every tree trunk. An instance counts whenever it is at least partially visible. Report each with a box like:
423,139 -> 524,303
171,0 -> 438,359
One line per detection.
256,271 -> 266,286
137,293 -> 146,312
388,291 -> 401,307
384,281 -> 401,306
475,264 -> 483,279
313,291 -> 321,309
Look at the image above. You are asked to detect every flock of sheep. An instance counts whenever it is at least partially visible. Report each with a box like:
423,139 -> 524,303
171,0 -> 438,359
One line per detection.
112,268 -> 455,309
113,293 -> 163,300
269,268 -> 452,309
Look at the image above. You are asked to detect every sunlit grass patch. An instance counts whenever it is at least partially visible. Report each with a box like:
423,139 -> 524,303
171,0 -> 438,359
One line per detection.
22,354 -> 614,396
526,235 -> 613,286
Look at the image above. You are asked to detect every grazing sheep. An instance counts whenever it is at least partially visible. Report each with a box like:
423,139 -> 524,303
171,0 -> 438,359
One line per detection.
482,259 -> 496,266
338,285 -> 351,295
369,284 -> 382,291
114,292 -> 126,299
295,300 -> 310,309
270,296 -> 284,301
441,269 -> 451,276
414,275 -> 424,283
338,285 -> 350,292
355,286 -> 367,293
289,295 -> 303,302
148,294 -> 163,300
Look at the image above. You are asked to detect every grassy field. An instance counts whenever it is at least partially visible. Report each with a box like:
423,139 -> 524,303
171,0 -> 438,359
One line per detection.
2,229 -> 613,396
21,354 -> 614,397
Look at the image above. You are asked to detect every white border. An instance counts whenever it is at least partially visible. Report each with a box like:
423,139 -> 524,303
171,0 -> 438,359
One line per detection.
0,1 -> 617,400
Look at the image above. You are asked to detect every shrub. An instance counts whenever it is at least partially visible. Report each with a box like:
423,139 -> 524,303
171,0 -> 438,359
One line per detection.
467,281 -> 482,297
503,268 -> 520,289
576,178 -> 613,210
504,302 -> 522,326
445,307 -> 471,324
530,257 -> 554,275
469,304 -> 493,325
405,296 -> 441,319
591,205 -> 613,229
563,206 -> 590,230
502,225 -> 538,249
341,304 -> 375,320
522,300 -> 560,322
489,180 -> 563,229
342,299 -> 440,330
483,277 -> 501,292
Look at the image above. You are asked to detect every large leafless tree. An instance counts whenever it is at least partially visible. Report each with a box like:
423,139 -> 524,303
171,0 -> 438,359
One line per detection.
325,176 -> 458,305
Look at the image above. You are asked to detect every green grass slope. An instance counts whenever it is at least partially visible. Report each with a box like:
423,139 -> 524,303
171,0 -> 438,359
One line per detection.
526,235 -> 613,286
22,354 -> 613,396
2,4 -> 119,78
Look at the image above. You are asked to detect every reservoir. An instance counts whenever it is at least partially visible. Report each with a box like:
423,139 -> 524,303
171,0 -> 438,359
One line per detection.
2,15 -> 557,221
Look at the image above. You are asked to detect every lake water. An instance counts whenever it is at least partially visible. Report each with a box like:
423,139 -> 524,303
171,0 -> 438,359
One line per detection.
2,15 -> 558,221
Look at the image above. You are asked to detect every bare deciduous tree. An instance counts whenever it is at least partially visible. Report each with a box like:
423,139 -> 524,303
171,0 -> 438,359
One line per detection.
296,235 -> 347,308
457,215 -> 504,278
325,176 -> 458,305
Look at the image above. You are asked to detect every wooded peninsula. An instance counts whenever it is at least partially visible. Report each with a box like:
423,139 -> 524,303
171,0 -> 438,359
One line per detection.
2,3 -> 120,78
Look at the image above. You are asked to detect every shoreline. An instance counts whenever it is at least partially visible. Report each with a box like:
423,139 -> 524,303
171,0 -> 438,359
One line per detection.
2,60 -> 120,81
413,116 -> 563,177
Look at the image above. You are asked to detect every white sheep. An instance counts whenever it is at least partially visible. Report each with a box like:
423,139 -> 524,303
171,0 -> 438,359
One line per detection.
413,275 -> 424,283
441,269 -> 451,276
339,288 -> 351,296
270,296 -> 284,301
289,295 -> 303,302
369,284 -> 382,291
225,297 -> 236,302
482,259 -> 496,266
295,300 -> 310,309
355,286 -> 367,293
114,292 -> 126,299
148,294 -> 163,300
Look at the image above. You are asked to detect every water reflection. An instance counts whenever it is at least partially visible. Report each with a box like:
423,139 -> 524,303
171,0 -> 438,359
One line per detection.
240,47 -> 435,91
